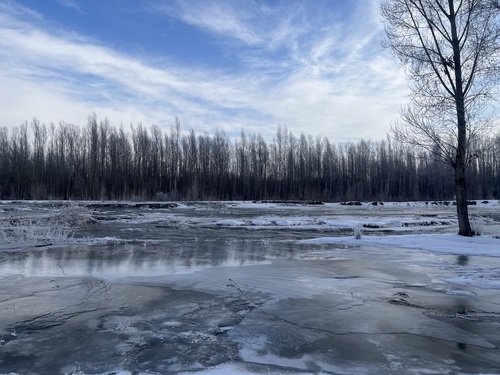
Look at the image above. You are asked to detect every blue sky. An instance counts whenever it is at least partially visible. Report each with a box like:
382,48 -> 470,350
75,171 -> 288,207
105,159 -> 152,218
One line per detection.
0,0 -> 408,141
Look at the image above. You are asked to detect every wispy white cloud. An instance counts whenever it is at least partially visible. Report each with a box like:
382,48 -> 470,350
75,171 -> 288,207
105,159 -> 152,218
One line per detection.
58,0 -> 85,14
0,0 -> 408,141
170,2 -> 262,46
150,0 -> 308,52
0,0 -> 42,26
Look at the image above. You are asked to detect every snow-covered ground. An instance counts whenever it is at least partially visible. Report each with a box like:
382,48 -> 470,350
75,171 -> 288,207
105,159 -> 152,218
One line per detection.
0,200 -> 499,374
299,232 -> 500,258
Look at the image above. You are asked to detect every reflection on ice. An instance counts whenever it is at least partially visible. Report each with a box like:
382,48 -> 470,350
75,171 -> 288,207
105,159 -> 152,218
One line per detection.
0,242 -> 273,278
457,254 -> 469,266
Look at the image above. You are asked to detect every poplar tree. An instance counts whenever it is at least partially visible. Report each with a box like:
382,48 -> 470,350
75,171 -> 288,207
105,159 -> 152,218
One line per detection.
381,0 -> 500,236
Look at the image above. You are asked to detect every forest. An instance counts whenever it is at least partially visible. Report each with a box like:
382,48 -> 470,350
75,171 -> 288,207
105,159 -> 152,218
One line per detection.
0,114 -> 498,202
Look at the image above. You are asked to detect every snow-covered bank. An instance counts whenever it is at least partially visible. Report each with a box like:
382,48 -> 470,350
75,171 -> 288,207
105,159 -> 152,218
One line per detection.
298,233 -> 500,257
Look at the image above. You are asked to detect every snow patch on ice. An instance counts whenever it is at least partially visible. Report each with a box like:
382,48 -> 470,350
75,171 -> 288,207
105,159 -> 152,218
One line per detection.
298,233 -> 500,257
274,219 -> 290,226
58,367 -> 131,375
215,219 -> 246,226
178,363 -> 320,374
251,219 -> 272,226
443,289 -> 477,296
89,236 -> 123,244
442,276 -> 500,289
231,201 -> 277,209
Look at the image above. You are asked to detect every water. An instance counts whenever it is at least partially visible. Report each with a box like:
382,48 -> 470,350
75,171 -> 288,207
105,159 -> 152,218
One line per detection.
0,201 -> 499,374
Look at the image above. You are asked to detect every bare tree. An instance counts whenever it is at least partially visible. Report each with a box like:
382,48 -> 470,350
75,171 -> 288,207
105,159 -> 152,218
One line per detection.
381,0 -> 500,236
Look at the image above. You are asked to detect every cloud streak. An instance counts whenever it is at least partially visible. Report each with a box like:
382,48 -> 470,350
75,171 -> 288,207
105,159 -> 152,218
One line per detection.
58,0 -> 85,14
151,0 -> 308,52
0,0 -> 408,141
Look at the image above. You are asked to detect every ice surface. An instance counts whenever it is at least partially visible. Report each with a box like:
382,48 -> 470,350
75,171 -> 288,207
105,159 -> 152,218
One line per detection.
0,200 -> 499,374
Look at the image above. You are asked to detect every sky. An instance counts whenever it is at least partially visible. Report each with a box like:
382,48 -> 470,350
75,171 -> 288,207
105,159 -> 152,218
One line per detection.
0,0 -> 409,141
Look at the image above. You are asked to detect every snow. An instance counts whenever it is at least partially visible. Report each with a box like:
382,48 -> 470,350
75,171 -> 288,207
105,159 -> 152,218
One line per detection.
231,201 -> 278,209
251,219 -> 272,225
179,363 -> 321,375
443,289 -> 476,296
274,219 -> 291,226
297,233 -> 500,257
230,199 -> 500,208
442,276 -> 500,289
215,219 -> 246,226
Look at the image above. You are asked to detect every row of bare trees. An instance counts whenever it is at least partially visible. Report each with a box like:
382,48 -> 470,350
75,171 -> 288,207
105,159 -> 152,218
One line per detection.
0,115 -> 498,202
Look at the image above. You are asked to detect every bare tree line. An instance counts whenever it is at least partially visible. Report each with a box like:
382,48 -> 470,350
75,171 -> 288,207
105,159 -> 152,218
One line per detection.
0,114 -> 498,202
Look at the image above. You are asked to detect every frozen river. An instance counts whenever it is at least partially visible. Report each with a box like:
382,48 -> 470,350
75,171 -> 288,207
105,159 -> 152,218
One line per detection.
0,200 -> 499,374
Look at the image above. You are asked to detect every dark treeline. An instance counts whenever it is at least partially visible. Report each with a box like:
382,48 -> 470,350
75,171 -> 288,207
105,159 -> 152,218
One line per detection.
0,114 -> 499,201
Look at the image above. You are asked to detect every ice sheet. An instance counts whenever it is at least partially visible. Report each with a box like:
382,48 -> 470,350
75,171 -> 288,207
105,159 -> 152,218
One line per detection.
1,200 -> 499,374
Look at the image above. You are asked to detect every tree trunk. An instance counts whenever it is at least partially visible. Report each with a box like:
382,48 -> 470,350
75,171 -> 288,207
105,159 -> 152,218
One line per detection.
455,162 -> 472,236
449,0 -> 473,237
